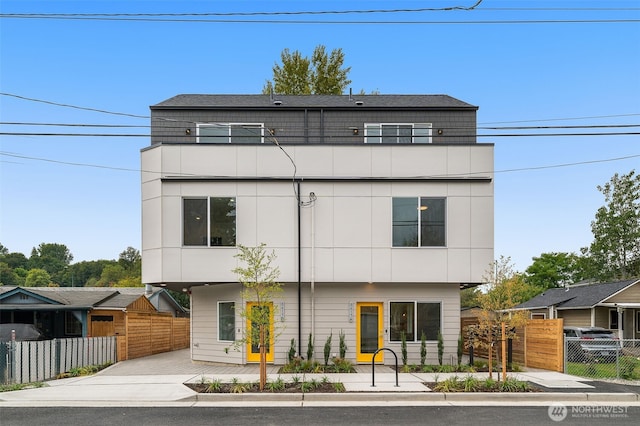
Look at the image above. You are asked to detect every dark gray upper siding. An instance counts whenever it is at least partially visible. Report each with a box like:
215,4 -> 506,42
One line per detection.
149,94 -> 478,145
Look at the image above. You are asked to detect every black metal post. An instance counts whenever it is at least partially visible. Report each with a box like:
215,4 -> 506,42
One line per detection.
371,348 -> 399,387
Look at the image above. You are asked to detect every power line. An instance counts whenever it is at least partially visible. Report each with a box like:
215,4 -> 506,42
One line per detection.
2,131 -> 639,138
0,2 -> 487,18
2,121 -> 639,132
0,16 -> 637,24
0,93 -> 148,119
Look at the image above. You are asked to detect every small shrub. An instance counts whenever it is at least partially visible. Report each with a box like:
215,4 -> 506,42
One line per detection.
266,377 -> 285,392
339,330 -> 347,358
331,357 -> 355,373
291,375 -> 301,384
301,380 -> 316,393
288,338 -> 297,363
401,331 -> 407,366
457,334 -> 463,366
463,375 -> 480,392
307,333 -> 314,361
321,375 -> 330,384
498,376 -> 530,392
332,382 -> 346,392
206,378 -> 223,392
230,377 -> 248,394
620,356 -> 640,380
323,333 -> 333,366
437,364 -> 455,373
433,376 -> 460,392
420,331 -> 427,367
421,365 -> 434,373
437,331 -> 444,366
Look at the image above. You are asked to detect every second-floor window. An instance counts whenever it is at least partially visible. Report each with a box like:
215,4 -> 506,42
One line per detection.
197,123 -> 264,144
392,197 -> 446,247
183,197 -> 236,246
364,123 -> 432,144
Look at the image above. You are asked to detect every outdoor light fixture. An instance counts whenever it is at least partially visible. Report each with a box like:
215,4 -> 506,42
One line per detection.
437,129 -> 443,135
350,127 -> 359,135
185,129 -> 191,135
419,205 -> 428,211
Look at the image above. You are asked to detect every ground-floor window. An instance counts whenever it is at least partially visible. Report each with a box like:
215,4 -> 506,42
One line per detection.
218,301 -> 235,341
389,301 -> 441,341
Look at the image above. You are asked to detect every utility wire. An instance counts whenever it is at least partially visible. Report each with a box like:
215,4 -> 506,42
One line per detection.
1,151 -> 638,178
2,131 -> 639,138
2,122 -> 639,131
3,93 -> 639,128
0,16 -> 636,24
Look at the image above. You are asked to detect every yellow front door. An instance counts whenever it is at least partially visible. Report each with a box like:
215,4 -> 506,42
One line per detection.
246,302 -> 274,363
356,302 -> 384,363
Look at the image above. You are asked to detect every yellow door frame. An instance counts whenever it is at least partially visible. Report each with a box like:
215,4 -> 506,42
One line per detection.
246,302 -> 274,363
356,302 -> 384,363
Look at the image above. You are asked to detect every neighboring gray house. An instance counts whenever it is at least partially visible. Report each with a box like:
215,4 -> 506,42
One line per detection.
142,94 -> 494,365
509,279 -> 640,339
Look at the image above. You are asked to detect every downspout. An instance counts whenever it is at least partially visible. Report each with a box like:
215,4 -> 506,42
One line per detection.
297,180 -> 302,357
311,197 -> 315,342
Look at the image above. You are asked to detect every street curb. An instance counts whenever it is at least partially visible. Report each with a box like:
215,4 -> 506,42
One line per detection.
193,392 -> 640,403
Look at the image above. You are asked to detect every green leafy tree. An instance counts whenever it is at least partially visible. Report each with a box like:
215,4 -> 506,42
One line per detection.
524,252 -> 583,289
25,268 -> 51,287
582,170 -> 640,280
233,244 -> 283,390
118,247 -> 142,276
262,45 -> 352,95
0,250 -> 29,270
460,286 -> 481,308
0,262 -> 21,286
466,257 -> 533,376
97,264 -> 126,287
29,243 -> 73,284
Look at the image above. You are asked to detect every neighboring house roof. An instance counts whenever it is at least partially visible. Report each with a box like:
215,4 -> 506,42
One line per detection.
151,94 -> 478,110
511,279 -> 640,310
0,286 -> 187,315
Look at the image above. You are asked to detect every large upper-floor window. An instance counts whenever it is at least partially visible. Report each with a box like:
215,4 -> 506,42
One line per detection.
364,123 -> 432,144
392,197 -> 446,247
390,301 -> 441,341
197,123 -> 264,144
183,197 -> 236,246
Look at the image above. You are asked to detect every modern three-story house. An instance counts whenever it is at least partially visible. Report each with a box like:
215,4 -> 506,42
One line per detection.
142,94 -> 494,365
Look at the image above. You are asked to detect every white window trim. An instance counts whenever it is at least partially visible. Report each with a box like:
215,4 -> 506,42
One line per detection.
388,300 -> 442,342
196,123 -> 265,143
217,301 -> 236,342
364,123 -> 432,144
530,312 -> 546,320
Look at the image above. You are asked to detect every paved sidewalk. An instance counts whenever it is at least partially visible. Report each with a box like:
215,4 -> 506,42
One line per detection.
1,349 -> 638,407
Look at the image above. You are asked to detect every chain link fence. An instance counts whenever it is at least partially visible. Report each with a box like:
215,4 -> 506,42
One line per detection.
565,337 -> 640,380
1,336 -> 117,385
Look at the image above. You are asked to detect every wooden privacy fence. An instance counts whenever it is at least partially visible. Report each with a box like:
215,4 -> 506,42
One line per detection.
116,312 -> 190,361
461,318 -> 564,372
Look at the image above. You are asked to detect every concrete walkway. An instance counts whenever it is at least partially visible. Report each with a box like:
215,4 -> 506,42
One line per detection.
1,349 -> 639,407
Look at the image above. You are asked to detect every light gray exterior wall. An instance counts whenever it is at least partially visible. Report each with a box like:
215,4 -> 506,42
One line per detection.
142,144 -> 493,286
191,282 -> 461,365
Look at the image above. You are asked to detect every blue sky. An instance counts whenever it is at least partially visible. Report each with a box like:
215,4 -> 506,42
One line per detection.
0,1 -> 638,272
